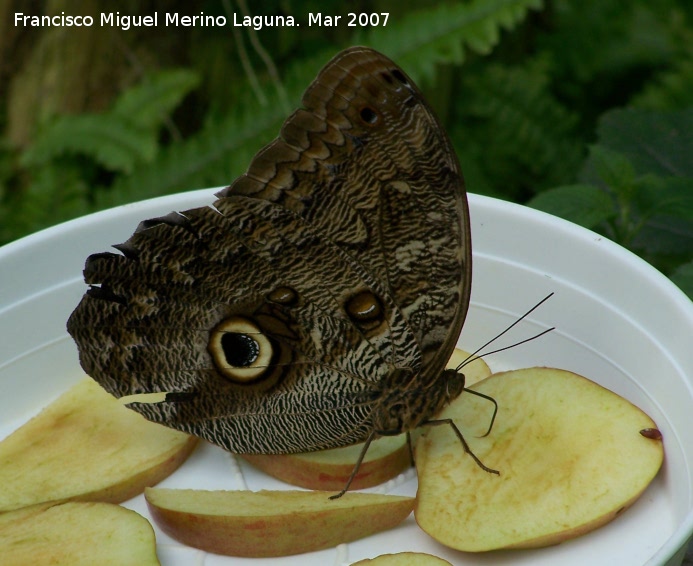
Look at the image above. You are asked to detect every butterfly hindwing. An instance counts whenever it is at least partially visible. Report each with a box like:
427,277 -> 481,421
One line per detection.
67,47 -> 470,454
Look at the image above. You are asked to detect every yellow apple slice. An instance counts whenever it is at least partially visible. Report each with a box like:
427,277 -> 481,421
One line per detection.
242,349 -> 490,491
0,377 -> 197,512
145,487 -> 414,557
352,552 -> 452,565
415,367 -> 664,551
0,501 -> 159,565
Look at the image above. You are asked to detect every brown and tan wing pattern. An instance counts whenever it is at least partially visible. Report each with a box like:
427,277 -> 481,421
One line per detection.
67,46 -> 470,454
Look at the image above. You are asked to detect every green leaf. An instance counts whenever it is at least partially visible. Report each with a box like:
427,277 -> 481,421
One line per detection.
581,111 -> 693,254
527,184 -> 614,228
588,145 -> 636,196
356,0 -> 544,81
457,61 -> 582,196
96,0 -> 545,207
596,108 -> 693,178
0,162 -> 90,245
113,69 -> 200,131
670,260 -> 693,300
631,214 -> 693,256
20,114 -> 156,174
96,102 -> 283,207
634,175 -> 693,220
631,56 -> 693,111
626,172 -> 693,264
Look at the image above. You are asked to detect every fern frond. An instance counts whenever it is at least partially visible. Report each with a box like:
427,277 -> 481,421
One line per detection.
113,69 -> 200,130
0,163 -> 90,245
20,114 -> 156,174
358,0 -> 544,81
19,69 -> 200,175
95,0 -> 544,207
97,51 -> 338,206
457,62 -> 583,195
97,96 -> 286,207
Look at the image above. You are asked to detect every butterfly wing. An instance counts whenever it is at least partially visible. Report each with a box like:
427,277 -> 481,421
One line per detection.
67,47 -> 470,454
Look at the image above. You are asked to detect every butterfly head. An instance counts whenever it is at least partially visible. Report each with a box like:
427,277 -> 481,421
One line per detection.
441,368 -> 467,404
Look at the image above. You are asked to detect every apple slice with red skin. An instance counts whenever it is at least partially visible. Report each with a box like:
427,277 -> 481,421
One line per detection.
145,487 -> 414,557
241,434 -> 409,491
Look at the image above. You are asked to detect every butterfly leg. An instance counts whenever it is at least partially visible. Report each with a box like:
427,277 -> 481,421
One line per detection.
329,431 -> 378,500
422,419 -> 500,475
463,388 -> 499,437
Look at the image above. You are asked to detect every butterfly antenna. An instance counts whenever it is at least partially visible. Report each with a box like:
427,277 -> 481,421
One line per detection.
455,293 -> 554,438
456,292 -> 555,372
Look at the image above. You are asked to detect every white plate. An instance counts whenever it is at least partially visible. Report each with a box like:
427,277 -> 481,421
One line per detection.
1,190 -> 692,566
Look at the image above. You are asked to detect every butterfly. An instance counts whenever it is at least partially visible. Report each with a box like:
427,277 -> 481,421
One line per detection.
67,46 -> 496,496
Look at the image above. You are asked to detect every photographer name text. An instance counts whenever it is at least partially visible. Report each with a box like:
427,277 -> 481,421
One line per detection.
14,11 -> 390,30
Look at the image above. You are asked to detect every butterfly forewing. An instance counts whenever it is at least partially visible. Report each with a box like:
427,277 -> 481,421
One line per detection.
301,47 -> 470,377
67,46 -> 470,454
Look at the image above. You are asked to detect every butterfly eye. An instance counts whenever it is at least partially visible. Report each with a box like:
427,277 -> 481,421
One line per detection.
208,317 -> 273,383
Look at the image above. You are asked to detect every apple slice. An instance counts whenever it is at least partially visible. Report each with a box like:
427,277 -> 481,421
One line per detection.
352,552 -> 452,565
242,349 -> 490,491
415,367 -> 664,551
241,434 -> 410,491
145,487 -> 414,557
0,377 -> 197,512
0,501 -> 159,565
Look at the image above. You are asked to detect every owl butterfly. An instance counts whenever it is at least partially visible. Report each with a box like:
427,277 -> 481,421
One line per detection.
67,46 -> 497,497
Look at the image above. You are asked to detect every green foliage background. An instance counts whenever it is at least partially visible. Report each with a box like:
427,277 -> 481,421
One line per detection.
1,0 -> 692,298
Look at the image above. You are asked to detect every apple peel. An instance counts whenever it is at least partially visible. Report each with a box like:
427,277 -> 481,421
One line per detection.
241,434 -> 410,491
145,487 -> 414,557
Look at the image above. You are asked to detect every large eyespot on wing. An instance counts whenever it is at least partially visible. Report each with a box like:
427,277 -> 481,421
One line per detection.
208,316 -> 273,383
67,47 -> 470,454
66,191 -> 410,453
217,47 -> 470,374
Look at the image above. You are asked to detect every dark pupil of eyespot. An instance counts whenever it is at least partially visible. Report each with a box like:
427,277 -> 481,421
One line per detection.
221,333 -> 259,367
